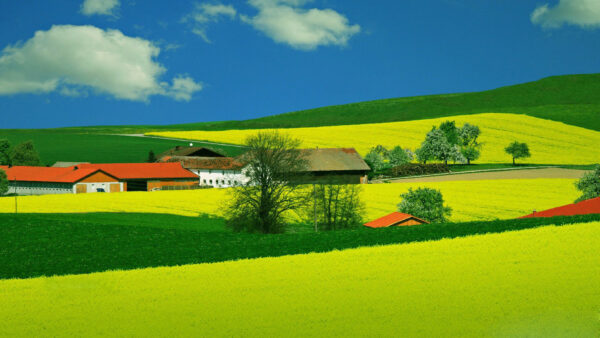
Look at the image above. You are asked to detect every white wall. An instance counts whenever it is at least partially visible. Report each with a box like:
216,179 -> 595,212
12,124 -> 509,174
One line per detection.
190,168 -> 250,188
8,182 -> 73,195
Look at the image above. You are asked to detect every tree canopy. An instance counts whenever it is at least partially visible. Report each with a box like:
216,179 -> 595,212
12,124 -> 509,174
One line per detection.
397,187 -> 452,223
11,141 -> 41,166
505,141 -> 530,165
574,164 -> 600,203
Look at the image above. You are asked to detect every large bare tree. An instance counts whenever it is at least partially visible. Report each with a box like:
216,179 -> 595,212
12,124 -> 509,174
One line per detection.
225,131 -> 309,233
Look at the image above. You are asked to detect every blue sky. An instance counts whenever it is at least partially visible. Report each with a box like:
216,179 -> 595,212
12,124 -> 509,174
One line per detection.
1,0 -> 599,128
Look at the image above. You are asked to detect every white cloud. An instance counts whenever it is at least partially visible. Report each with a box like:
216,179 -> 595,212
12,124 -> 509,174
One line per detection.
184,3 -> 237,43
531,0 -> 600,29
0,25 -> 202,102
242,0 -> 360,50
81,0 -> 120,17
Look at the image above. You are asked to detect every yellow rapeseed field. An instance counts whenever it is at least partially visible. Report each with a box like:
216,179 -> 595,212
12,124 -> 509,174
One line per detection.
148,113 -> 600,164
0,179 -> 579,221
1,222 -> 598,336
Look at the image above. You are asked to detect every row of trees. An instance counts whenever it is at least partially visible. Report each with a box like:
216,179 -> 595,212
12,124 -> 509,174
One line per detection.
416,121 -> 482,165
0,139 -> 41,166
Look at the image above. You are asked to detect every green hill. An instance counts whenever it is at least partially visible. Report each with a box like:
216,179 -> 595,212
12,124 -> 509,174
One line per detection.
185,73 -> 600,131
1,73 -> 598,164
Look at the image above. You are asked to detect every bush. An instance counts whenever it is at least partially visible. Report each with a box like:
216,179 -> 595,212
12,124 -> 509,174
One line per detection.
398,187 -> 452,223
385,163 -> 450,177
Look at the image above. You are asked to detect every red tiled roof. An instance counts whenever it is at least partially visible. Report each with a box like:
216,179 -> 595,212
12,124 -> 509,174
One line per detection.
364,212 -> 428,228
78,162 -> 197,179
0,166 -> 116,183
519,197 -> 600,218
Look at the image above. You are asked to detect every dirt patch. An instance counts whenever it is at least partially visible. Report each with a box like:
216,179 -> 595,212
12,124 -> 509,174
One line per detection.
385,168 -> 589,183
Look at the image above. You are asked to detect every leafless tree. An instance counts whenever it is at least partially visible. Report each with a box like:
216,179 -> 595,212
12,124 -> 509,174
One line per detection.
307,183 -> 365,231
224,131 -> 309,233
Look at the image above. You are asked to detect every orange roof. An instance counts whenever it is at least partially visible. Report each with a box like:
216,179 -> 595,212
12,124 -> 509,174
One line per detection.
519,197 -> 600,218
78,162 -> 197,180
364,212 -> 428,228
0,166 -> 116,183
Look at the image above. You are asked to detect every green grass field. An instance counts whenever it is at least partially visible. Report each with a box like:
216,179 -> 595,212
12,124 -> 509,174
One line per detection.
0,131 -> 246,165
2,212 -> 599,280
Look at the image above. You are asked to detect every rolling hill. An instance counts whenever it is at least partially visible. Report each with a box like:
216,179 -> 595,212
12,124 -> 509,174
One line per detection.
2,222 -> 598,336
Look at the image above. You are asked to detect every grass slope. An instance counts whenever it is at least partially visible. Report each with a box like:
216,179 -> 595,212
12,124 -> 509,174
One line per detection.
1,222 -> 598,336
149,113 -> 600,164
0,179 -> 581,222
1,212 -> 599,280
0,131 -> 245,165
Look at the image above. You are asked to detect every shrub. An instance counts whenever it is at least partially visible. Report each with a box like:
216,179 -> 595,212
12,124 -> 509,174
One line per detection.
385,163 -> 450,177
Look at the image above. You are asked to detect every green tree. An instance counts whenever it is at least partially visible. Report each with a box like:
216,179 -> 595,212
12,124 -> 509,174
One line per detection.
224,131 -> 309,234
307,184 -> 365,231
147,150 -> 157,163
416,128 -> 464,165
364,148 -> 386,171
397,187 -> 452,223
387,146 -> 413,166
11,141 -> 41,166
438,120 -> 459,145
0,139 -> 11,165
574,164 -> 600,203
0,169 -> 8,196
458,123 -> 481,165
505,141 -> 530,165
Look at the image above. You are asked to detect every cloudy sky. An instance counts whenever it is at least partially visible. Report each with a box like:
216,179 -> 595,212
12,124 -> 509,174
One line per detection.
1,0 -> 599,128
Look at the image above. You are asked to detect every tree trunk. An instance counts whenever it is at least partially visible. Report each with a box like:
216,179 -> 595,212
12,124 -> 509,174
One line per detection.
513,157 -> 515,166
467,158 -> 471,165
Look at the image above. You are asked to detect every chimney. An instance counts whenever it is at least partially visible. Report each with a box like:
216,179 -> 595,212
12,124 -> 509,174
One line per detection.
74,166 -> 78,170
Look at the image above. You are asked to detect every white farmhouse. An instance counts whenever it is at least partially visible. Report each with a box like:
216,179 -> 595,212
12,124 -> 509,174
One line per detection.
168,157 -> 249,188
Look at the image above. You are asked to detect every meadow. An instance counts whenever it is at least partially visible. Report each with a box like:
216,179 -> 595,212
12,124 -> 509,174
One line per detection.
148,113 -> 600,165
0,131 -> 245,165
0,178 -> 581,222
1,222 -> 598,336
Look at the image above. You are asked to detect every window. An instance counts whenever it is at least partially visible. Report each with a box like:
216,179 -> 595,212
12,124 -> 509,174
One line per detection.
222,170 -> 225,175
203,179 -> 206,184
228,180 -> 231,185
209,180 -> 212,184
209,170 -> 212,174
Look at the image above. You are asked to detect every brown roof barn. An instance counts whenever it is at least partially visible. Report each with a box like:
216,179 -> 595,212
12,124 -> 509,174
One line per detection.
158,146 -> 226,161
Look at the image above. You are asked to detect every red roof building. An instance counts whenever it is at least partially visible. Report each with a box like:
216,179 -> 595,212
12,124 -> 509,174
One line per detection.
519,197 -> 600,218
364,212 -> 429,228
0,162 -> 198,195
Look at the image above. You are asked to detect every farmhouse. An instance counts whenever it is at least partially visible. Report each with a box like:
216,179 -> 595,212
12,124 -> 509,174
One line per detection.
1,165 -> 123,195
364,212 -> 429,228
1,162 -> 198,195
519,197 -> 600,218
167,157 -> 249,188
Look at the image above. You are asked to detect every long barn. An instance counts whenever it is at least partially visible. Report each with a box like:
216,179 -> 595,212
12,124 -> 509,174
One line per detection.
1,162 -> 198,195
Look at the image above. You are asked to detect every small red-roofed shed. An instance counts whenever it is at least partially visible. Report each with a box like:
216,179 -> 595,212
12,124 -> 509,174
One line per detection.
364,212 -> 429,228
519,197 -> 600,218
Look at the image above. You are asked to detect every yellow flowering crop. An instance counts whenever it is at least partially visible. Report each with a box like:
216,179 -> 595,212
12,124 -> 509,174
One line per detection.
148,113 -> 600,164
0,179 -> 579,222
1,222 -> 598,336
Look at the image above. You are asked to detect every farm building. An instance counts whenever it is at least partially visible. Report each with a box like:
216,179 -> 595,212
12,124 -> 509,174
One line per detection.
1,162 -> 198,195
519,197 -> 600,218
300,148 -> 370,184
157,146 -> 226,162
1,165 -> 123,195
364,212 -> 429,228
76,163 -> 199,191
166,147 -> 370,188
167,157 -> 249,188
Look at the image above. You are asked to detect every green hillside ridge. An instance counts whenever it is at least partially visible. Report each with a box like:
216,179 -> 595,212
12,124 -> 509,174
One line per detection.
1,73 -> 598,164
